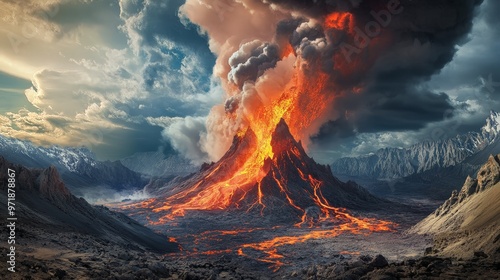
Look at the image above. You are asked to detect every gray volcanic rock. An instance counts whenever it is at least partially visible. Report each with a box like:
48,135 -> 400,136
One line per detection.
306,255 -> 500,280
0,134 -> 145,193
332,111 -> 500,180
0,156 -> 178,253
409,154 -> 500,259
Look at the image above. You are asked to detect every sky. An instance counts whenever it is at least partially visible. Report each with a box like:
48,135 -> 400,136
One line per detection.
0,0 -> 499,163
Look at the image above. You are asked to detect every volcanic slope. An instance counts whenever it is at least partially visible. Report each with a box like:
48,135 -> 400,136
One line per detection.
140,119 -> 395,226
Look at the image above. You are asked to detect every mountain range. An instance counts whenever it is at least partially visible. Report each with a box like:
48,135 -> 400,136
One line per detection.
332,111 -> 500,199
0,156 -> 178,253
0,135 -> 145,197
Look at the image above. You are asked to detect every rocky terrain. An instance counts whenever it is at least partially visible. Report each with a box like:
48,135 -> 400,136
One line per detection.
0,134 -> 145,196
302,254 -> 500,280
2,230 -> 498,279
410,153 -> 500,260
1,152 -> 499,279
300,152 -> 500,280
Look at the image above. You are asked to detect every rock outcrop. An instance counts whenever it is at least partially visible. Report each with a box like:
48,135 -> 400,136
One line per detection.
409,154 -> 500,259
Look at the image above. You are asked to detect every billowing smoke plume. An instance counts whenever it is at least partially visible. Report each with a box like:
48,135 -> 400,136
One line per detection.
176,0 -> 482,162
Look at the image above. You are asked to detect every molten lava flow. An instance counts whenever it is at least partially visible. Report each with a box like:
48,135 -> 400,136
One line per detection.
141,12 -> 360,220
121,11 -> 398,255
141,63 -> 335,223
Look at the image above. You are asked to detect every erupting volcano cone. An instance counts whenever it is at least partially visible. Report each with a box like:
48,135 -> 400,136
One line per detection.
142,119 -> 388,226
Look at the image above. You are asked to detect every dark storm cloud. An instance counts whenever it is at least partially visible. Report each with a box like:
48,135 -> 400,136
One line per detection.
420,0 -> 500,136
355,90 -> 454,133
483,0 -> 500,30
312,88 -> 454,145
266,0 -> 483,141
313,116 -> 357,142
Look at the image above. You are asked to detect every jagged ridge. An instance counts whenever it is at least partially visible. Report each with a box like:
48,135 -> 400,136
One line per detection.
332,111 -> 500,179
0,134 -> 145,193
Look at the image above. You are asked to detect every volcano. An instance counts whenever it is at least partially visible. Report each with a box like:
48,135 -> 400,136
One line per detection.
139,119 -> 392,229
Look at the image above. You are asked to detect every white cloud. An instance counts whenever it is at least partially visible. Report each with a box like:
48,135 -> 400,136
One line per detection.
0,0 -> 220,159
147,115 -> 208,164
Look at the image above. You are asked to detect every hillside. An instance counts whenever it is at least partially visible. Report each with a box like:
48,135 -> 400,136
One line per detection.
409,154 -> 500,259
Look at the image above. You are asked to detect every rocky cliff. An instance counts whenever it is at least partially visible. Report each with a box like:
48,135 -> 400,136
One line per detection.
409,154 -> 500,259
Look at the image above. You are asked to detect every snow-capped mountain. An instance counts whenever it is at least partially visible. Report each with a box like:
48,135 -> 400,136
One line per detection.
332,111 -> 500,180
482,110 -> 500,141
0,134 -> 145,193
0,136 -> 96,172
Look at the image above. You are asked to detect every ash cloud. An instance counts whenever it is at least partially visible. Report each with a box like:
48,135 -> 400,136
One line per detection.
228,40 -> 280,89
282,0 -> 484,142
173,0 -> 484,162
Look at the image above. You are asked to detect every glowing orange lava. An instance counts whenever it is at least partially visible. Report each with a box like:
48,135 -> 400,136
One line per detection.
139,64 -> 335,223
